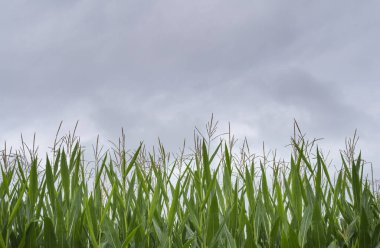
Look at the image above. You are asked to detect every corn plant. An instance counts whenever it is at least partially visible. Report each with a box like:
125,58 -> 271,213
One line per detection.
0,126 -> 379,247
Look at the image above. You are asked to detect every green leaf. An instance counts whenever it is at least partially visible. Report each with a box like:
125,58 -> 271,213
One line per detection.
0,233 -> 6,248
124,143 -> 142,179
122,225 -> 141,248
28,159 -> 38,210
85,197 -> 99,248
261,162 -> 273,218
8,184 -> 26,227
372,223 -> 380,247
45,156 -> 56,209
60,149 -> 70,204
94,154 -> 107,189
18,221 -> 39,248
103,217 -> 122,248
206,193 -> 219,245
71,148 -> 81,198
168,178 -> 181,234
69,142 -> 79,171
245,168 -> 255,214
299,205 -> 313,247
359,206 -> 370,248
44,216 -> 58,247
202,139 -> 212,186
291,155 -> 303,225
352,153 -> 362,212
148,181 -> 161,226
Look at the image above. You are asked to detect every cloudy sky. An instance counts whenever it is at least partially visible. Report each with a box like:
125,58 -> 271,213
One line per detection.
1,1 -> 379,176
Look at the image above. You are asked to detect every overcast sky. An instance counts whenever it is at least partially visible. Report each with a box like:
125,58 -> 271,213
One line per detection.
1,0 -> 379,176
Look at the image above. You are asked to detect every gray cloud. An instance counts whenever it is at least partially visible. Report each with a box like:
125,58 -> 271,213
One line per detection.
1,0 -> 379,175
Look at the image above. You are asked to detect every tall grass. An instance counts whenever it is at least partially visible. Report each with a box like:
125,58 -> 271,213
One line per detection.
0,122 -> 379,247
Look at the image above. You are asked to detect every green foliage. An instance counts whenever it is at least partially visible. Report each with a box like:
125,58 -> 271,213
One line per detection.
0,128 -> 379,247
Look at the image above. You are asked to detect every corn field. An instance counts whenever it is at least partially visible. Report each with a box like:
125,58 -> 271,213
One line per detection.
0,125 -> 379,247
